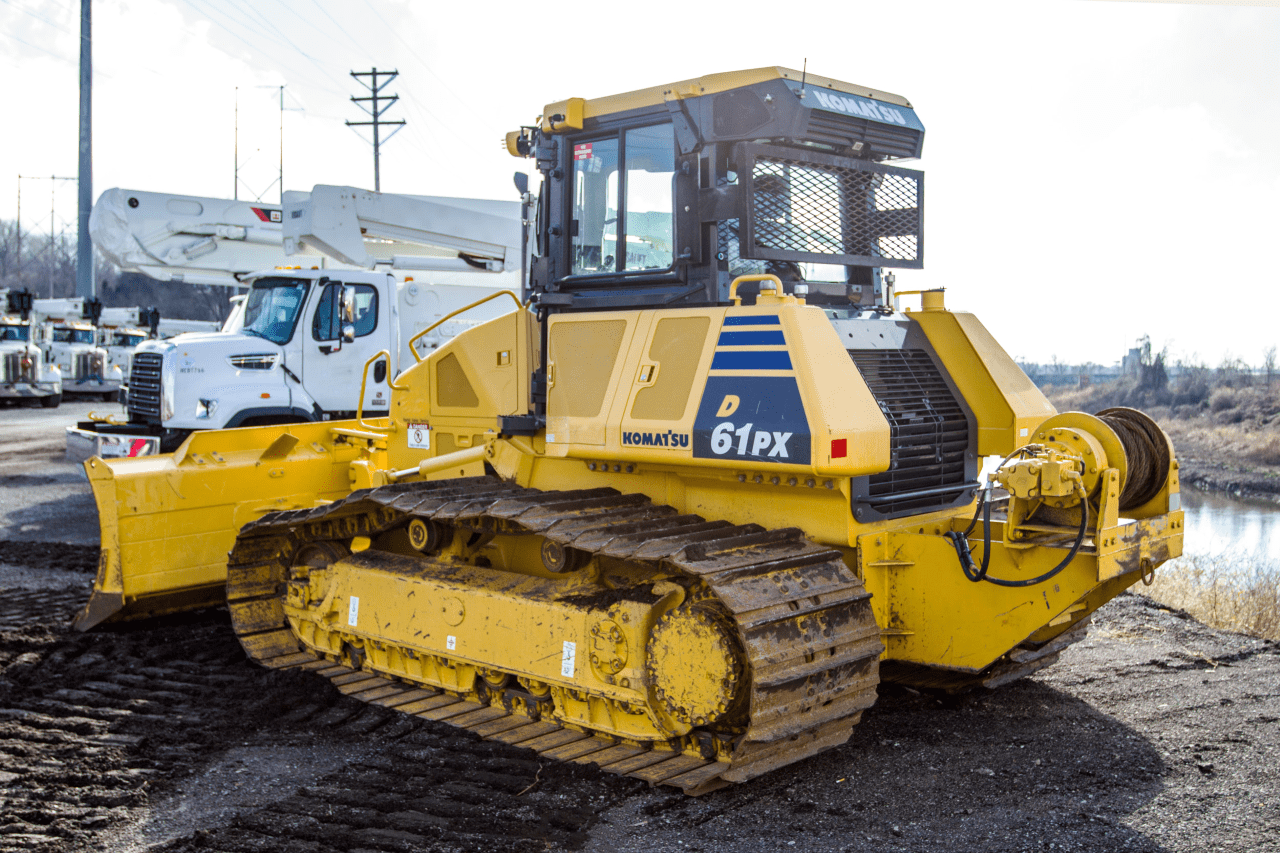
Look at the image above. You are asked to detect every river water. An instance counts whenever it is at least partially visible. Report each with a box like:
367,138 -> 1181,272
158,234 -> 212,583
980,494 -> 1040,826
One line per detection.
1181,489 -> 1280,566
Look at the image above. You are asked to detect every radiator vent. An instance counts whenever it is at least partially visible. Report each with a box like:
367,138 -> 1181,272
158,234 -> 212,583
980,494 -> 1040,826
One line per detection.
849,348 -> 972,516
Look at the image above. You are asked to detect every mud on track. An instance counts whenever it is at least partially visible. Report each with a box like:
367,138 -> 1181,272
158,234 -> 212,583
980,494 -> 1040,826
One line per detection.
0,591 -> 643,853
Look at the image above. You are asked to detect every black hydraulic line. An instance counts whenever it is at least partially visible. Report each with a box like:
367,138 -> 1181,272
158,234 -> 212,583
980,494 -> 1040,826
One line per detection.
946,488 -> 1090,589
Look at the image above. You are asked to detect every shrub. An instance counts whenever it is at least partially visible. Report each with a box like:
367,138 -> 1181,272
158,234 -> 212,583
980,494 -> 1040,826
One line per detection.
1209,387 -> 1240,412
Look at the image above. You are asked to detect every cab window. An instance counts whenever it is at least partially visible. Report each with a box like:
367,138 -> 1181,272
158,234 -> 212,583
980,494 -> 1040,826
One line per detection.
571,123 -> 675,275
52,327 -> 95,344
313,283 -> 379,341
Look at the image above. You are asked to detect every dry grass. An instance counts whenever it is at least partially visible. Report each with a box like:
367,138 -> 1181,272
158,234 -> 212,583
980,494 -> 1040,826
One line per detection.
1245,433 -> 1280,467
1145,554 -> 1280,641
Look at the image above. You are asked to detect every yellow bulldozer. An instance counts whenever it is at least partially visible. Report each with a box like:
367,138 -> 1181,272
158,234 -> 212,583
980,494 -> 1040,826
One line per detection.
76,67 -> 1183,794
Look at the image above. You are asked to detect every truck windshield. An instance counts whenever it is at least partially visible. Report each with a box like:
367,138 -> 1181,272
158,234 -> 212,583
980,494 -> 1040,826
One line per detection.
241,277 -> 309,345
1,324 -> 30,342
113,333 -> 146,347
52,327 -> 95,344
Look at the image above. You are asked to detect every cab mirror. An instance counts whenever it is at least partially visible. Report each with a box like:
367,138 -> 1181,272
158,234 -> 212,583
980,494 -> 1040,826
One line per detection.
342,323 -> 356,344
340,285 -> 357,324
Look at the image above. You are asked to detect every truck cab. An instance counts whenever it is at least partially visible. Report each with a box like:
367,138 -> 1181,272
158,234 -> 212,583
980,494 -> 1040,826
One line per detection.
1,308 -> 63,408
123,268 -> 400,450
102,327 -> 147,385
43,320 -> 123,401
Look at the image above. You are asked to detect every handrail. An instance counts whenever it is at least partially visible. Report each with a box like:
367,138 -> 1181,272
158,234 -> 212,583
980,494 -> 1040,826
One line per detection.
408,290 -> 524,363
727,274 -> 783,306
355,349 -> 394,431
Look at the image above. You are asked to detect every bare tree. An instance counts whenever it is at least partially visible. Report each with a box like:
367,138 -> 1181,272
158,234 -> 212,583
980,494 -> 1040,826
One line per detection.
1265,346 -> 1276,387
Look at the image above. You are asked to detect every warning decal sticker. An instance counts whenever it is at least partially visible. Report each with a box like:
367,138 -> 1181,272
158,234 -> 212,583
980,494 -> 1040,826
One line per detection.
407,422 -> 431,450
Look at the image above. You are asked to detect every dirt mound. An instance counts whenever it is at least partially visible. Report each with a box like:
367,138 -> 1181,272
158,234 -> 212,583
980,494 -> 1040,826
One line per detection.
0,602 -> 640,853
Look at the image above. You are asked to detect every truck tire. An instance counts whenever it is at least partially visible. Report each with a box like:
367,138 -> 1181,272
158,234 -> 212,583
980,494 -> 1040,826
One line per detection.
40,393 -> 62,409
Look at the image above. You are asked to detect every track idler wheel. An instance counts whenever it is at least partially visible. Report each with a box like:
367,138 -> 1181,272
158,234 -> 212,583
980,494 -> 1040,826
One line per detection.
406,518 -> 448,553
541,539 -> 588,573
646,603 -> 746,730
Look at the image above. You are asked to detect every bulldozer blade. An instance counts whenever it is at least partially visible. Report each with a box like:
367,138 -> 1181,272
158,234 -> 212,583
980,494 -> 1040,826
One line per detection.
74,421 -> 375,631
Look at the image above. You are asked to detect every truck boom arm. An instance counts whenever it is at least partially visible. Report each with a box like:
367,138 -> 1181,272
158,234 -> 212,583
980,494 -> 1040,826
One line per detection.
89,188 -> 326,287
282,185 -> 520,272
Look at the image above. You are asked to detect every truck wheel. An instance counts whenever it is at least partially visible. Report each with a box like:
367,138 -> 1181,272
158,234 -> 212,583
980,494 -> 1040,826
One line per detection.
40,394 -> 62,409
100,390 -> 119,403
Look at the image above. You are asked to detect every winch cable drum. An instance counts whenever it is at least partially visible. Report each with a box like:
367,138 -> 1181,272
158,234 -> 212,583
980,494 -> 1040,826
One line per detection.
1095,407 -> 1171,511
946,407 -> 1172,589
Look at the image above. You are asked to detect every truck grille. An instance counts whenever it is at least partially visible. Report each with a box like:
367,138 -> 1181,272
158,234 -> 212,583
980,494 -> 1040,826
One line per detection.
75,352 -> 104,380
128,352 -> 163,420
849,348 -> 973,517
3,353 -> 31,382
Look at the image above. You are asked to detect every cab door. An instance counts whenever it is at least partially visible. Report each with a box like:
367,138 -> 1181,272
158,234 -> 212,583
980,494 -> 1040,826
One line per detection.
302,279 -> 391,414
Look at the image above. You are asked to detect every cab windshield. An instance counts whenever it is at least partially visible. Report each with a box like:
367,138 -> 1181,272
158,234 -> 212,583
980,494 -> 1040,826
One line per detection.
112,333 -> 146,347
241,277 -> 309,345
52,327 -> 95,344
0,324 -> 29,342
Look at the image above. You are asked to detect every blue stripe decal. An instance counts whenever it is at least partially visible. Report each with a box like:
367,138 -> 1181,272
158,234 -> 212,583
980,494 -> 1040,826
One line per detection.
711,351 -> 794,370
723,315 -> 780,326
717,330 -> 786,346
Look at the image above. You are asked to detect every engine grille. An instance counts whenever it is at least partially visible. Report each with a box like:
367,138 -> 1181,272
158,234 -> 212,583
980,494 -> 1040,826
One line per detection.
849,348 -> 972,516
3,352 -> 30,383
75,352 -> 104,380
128,352 -> 163,420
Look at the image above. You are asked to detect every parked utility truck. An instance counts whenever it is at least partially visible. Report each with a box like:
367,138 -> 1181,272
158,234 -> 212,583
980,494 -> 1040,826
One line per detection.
32,297 -> 123,401
1,289 -> 63,407
71,185 -> 522,455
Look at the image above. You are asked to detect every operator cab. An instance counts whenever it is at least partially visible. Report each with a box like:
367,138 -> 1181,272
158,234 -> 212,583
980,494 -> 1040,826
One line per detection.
509,67 -> 924,313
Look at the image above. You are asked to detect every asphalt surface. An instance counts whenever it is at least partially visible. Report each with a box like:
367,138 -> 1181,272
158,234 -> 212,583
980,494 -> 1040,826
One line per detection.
0,404 -> 1277,852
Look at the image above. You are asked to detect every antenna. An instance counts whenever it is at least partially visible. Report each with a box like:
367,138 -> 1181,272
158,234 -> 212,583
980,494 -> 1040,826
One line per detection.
799,58 -> 808,99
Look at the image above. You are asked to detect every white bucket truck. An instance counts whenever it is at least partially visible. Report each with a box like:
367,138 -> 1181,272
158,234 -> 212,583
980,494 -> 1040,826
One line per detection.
68,185 -> 521,457
33,297 -> 123,401
1,289 -> 63,408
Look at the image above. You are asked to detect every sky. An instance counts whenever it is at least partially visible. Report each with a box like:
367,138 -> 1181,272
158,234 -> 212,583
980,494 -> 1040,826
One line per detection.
1,0 -> 1277,367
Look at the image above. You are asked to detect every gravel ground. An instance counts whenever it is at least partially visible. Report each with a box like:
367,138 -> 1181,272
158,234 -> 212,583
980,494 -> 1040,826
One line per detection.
0,405 -> 1277,852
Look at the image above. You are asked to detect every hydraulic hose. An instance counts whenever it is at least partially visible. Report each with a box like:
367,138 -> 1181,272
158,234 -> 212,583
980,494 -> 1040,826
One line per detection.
946,484 -> 1090,589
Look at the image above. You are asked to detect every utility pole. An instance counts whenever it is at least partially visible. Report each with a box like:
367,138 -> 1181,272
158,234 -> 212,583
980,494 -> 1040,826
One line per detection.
346,68 -> 405,192
16,175 -> 75,295
278,84 -> 284,203
234,87 -> 238,200
76,0 -> 93,299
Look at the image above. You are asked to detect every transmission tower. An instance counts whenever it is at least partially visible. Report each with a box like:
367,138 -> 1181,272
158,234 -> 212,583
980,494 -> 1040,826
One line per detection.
346,68 -> 406,192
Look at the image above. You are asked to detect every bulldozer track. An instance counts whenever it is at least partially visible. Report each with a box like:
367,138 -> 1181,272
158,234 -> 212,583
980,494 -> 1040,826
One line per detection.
1,599 -> 628,852
226,476 -> 884,794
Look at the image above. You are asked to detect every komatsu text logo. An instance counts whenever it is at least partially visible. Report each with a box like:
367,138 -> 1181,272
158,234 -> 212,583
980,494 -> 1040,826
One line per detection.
809,89 -> 909,126
622,430 -> 690,449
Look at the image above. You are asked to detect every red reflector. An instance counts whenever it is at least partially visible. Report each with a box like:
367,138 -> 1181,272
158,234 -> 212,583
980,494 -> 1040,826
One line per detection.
831,438 -> 848,459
